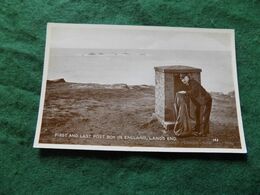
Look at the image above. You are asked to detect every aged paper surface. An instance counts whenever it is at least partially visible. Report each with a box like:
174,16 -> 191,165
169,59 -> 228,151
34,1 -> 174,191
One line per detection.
34,23 -> 247,153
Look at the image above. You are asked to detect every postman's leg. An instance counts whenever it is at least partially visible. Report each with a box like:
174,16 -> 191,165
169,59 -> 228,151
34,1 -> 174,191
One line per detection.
194,104 -> 201,134
202,99 -> 212,135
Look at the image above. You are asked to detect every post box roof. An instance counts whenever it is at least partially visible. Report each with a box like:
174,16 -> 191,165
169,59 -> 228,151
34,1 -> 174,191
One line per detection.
154,65 -> 201,73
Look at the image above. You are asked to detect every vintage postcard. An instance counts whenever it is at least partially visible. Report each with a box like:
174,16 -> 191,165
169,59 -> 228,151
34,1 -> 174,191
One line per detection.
33,23 -> 247,153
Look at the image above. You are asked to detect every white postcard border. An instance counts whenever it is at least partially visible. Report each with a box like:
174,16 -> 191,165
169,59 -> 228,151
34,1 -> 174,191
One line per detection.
33,23 -> 247,153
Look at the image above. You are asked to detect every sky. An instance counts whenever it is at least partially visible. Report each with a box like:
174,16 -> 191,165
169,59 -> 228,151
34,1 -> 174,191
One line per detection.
47,24 -> 236,93
49,23 -> 233,51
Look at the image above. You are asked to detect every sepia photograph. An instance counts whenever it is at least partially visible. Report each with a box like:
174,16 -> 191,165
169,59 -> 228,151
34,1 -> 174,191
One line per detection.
34,23 -> 247,153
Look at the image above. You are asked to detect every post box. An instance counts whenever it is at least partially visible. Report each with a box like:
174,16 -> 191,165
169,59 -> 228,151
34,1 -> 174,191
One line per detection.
154,65 -> 202,130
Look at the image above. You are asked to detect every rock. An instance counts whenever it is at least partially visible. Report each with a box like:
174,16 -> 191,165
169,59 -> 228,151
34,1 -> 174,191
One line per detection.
47,78 -> 66,84
227,91 -> 235,97
110,84 -> 129,89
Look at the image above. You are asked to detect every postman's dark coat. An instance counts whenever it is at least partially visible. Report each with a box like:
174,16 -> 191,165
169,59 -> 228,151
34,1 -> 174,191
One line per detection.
185,79 -> 212,105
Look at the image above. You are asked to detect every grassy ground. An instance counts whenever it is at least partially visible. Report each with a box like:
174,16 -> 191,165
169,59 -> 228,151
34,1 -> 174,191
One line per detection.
39,82 -> 241,148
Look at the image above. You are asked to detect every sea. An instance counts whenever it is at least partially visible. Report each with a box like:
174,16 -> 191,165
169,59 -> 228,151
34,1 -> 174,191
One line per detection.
48,48 -> 235,93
